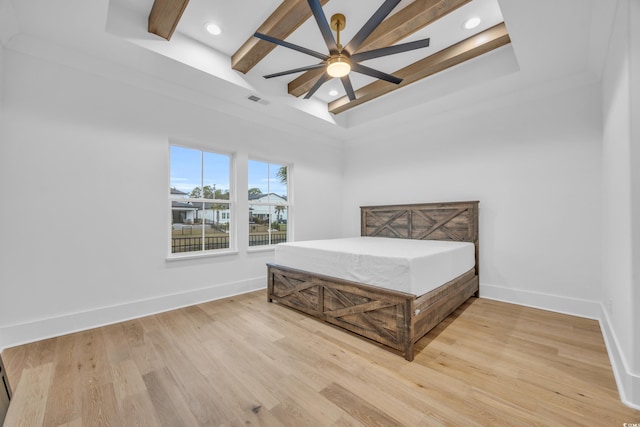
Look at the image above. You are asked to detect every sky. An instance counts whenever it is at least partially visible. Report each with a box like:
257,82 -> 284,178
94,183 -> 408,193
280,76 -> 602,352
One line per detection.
170,145 -> 287,197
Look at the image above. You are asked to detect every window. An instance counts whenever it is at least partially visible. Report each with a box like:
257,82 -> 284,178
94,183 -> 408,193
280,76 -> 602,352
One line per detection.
170,145 -> 232,255
248,160 -> 289,247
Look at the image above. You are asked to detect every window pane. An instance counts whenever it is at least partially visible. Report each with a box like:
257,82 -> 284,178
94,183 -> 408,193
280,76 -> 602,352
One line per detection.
170,145 -> 233,255
248,204 -> 288,246
270,206 -> 288,244
171,201 -> 204,253
204,203 -> 230,250
170,146 -> 202,198
248,160 -> 289,247
203,151 -> 230,199
249,203 -> 270,246
248,160 -> 269,196
269,164 -> 287,202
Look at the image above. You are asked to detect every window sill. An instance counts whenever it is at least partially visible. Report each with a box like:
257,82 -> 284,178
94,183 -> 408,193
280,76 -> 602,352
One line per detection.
247,246 -> 277,254
166,250 -> 239,262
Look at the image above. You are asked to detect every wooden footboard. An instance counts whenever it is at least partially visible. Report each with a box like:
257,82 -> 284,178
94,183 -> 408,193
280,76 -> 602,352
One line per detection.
412,269 -> 479,341
267,263 -> 479,361
267,264 -> 416,359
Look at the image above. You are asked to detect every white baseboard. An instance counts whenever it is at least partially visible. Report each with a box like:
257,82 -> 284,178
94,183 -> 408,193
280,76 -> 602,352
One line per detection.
480,283 -> 601,319
480,282 -> 640,409
0,277 -> 265,352
597,303 -> 640,410
2,280 -> 638,409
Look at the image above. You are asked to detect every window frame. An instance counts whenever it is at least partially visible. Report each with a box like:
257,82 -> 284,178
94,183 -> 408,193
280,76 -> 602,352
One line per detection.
168,142 -> 237,260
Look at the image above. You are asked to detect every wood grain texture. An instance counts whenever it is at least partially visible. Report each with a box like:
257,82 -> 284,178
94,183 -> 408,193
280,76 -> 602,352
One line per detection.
147,0 -> 190,41
231,0 -> 331,74
268,201 -> 480,361
2,293 -> 638,425
268,263 -> 478,361
288,0 -> 472,97
328,22 -> 511,114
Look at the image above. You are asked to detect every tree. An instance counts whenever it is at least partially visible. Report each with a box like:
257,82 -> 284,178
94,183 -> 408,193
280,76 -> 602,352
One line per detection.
274,205 -> 285,222
276,166 -> 287,184
203,185 -> 214,199
190,187 -> 202,198
249,188 -> 262,196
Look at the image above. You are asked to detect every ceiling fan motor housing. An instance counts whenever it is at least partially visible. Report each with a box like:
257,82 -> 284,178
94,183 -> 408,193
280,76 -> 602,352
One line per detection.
327,53 -> 351,77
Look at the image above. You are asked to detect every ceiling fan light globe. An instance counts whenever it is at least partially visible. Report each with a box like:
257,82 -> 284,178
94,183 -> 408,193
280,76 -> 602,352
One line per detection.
327,55 -> 351,78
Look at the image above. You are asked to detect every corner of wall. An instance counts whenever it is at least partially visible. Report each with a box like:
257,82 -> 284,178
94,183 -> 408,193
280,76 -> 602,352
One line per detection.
598,302 -> 640,410
480,282 -> 640,408
0,0 -> 20,47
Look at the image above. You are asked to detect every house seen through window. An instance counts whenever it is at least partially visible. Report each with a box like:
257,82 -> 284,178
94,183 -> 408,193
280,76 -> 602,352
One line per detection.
170,145 -> 232,254
248,160 -> 289,247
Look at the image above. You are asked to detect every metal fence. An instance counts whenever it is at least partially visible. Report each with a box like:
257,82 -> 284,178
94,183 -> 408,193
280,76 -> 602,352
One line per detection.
171,236 -> 229,253
172,233 -> 287,253
248,232 -> 287,247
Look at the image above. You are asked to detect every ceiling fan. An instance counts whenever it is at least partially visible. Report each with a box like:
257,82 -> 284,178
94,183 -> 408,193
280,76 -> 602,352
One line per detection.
254,0 -> 431,101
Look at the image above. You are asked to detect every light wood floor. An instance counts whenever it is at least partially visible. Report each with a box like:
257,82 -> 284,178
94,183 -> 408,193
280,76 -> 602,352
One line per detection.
2,291 -> 639,426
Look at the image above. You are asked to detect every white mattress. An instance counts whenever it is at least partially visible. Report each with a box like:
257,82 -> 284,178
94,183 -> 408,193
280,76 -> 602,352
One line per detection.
274,236 -> 475,296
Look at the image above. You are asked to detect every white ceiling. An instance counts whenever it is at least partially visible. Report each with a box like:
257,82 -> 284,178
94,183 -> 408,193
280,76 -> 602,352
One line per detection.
175,0 -> 506,103
0,0 -> 618,142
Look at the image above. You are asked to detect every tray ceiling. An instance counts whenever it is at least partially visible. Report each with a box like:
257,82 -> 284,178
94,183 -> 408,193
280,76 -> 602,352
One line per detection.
146,0 -> 511,114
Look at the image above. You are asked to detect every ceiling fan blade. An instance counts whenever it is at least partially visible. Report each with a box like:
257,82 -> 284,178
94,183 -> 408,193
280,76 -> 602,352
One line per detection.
303,73 -> 330,99
351,38 -> 430,62
263,63 -> 327,79
352,63 -> 402,85
254,32 -> 328,61
344,0 -> 401,54
307,0 -> 338,53
340,75 -> 356,101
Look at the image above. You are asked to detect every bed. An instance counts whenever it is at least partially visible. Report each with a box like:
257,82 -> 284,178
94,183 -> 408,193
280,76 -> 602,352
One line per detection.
266,201 -> 479,361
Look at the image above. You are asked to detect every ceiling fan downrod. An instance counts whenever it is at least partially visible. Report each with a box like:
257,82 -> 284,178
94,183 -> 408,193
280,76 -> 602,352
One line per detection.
327,13 -> 351,78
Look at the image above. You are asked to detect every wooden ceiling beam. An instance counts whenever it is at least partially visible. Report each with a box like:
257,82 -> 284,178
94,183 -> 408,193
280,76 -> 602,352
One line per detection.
148,0 -> 190,40
288,0 -> 472,98
328,22 -> 511,114
231,0 -> 330,74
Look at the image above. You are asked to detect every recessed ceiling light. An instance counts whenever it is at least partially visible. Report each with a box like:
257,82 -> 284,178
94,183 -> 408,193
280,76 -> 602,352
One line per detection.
205,23 -> 222,35
329,89 -> 339,96
463,17 -> 481,30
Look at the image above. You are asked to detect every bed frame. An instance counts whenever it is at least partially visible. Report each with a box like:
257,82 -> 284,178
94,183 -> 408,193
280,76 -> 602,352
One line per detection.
267,201 -> 479,361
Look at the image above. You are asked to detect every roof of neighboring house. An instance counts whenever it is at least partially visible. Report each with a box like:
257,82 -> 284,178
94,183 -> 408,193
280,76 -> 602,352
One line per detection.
171,201 -> 196,209
171,187 -> 188,195
249,193 -> 287,201
171,201 -> 230,209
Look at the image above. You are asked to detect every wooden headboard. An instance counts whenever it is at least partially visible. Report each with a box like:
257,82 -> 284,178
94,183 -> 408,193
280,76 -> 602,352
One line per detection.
360,201 -> 479,275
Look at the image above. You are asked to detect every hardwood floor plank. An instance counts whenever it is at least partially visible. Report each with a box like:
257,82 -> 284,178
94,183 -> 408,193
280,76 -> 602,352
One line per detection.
142,367 -> 201,427
121,391 -> 163,427
270,397 -> 328,427
145,329 -> 231,425
320,382 -> 404,427
274,375 -> 345,424
77,329 -> 113,388
111,359 -> 147,400
81,383 -> 121,426
2,291 -> 638,426
3,363 -> 53,426
41,334 -> 82,425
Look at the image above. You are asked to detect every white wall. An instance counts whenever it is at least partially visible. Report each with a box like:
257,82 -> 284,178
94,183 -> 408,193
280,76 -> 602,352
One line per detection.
0,31 -> 5,352
0,42 -> 3,99
0,45 -> 345,349
601,0 -> 640,408
343,82 -> 603,315
602,0 -> 633,381
631,0 -> 640,381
